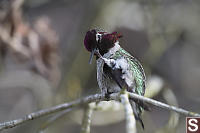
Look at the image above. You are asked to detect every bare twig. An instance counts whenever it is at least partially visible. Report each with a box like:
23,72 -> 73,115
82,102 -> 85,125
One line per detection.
0,94 -> 104,131
81,103 -> 94,133
120,92 -> 137,133
127,92 -> 200,117
0,92 -> 200,131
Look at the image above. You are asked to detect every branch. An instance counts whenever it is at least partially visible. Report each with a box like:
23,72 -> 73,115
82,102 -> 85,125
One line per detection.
127,92 -> 200,117
0,92 -> 200,131
120,92 -> 137,133
0,94 -> 104,131
81,103 -> 94,133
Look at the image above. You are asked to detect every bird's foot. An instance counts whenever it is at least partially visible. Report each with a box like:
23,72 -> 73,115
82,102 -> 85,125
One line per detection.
101,90 -> 110,101
105,93 -> 110,101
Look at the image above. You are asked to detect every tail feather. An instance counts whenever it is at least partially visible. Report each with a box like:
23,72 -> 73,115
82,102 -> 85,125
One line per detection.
137,100 -> 151,111
138,118 -> 144,129
130,99 -> 145,129
130,97 -> 151,111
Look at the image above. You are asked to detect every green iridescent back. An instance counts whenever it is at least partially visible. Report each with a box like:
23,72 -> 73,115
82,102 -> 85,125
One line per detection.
112,47 -> 146,96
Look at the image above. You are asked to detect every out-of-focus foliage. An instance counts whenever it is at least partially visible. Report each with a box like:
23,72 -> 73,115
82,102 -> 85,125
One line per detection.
0,0 -> 200,133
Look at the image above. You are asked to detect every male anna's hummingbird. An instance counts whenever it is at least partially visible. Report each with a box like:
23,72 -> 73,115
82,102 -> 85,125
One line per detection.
84,29 -> 147,128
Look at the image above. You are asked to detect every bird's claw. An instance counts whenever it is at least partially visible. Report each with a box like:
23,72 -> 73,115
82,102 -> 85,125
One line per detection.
95,49 -> 103,58
95,49 -> 115,67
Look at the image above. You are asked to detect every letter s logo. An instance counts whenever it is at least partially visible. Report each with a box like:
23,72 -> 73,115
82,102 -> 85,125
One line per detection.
188,119 -> 198,132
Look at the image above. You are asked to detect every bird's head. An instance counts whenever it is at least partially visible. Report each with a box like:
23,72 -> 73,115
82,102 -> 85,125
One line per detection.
84,28 -> 122,64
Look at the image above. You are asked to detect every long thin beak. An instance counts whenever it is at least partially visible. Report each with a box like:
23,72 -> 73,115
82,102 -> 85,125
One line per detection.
89,48 -> 96,64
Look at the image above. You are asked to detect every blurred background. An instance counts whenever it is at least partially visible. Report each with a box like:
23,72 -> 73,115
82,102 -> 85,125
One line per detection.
0,0 -> 200,133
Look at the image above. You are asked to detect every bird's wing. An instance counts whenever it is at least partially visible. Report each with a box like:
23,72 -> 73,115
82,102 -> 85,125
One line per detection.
112,48 -> 146,96
126,55 -> 146,96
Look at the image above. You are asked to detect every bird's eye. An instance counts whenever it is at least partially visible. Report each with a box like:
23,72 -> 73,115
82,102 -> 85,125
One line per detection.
96,33 -> 102,43
98,35 -> 101,43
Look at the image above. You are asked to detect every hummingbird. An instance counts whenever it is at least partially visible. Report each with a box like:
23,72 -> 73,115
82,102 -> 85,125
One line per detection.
84,29 -> 147,129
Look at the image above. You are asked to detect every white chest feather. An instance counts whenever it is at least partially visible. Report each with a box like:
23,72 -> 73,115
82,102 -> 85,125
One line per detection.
105,58 -> 134,87
97,58 -> 122,94
114,58 -> 134,87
